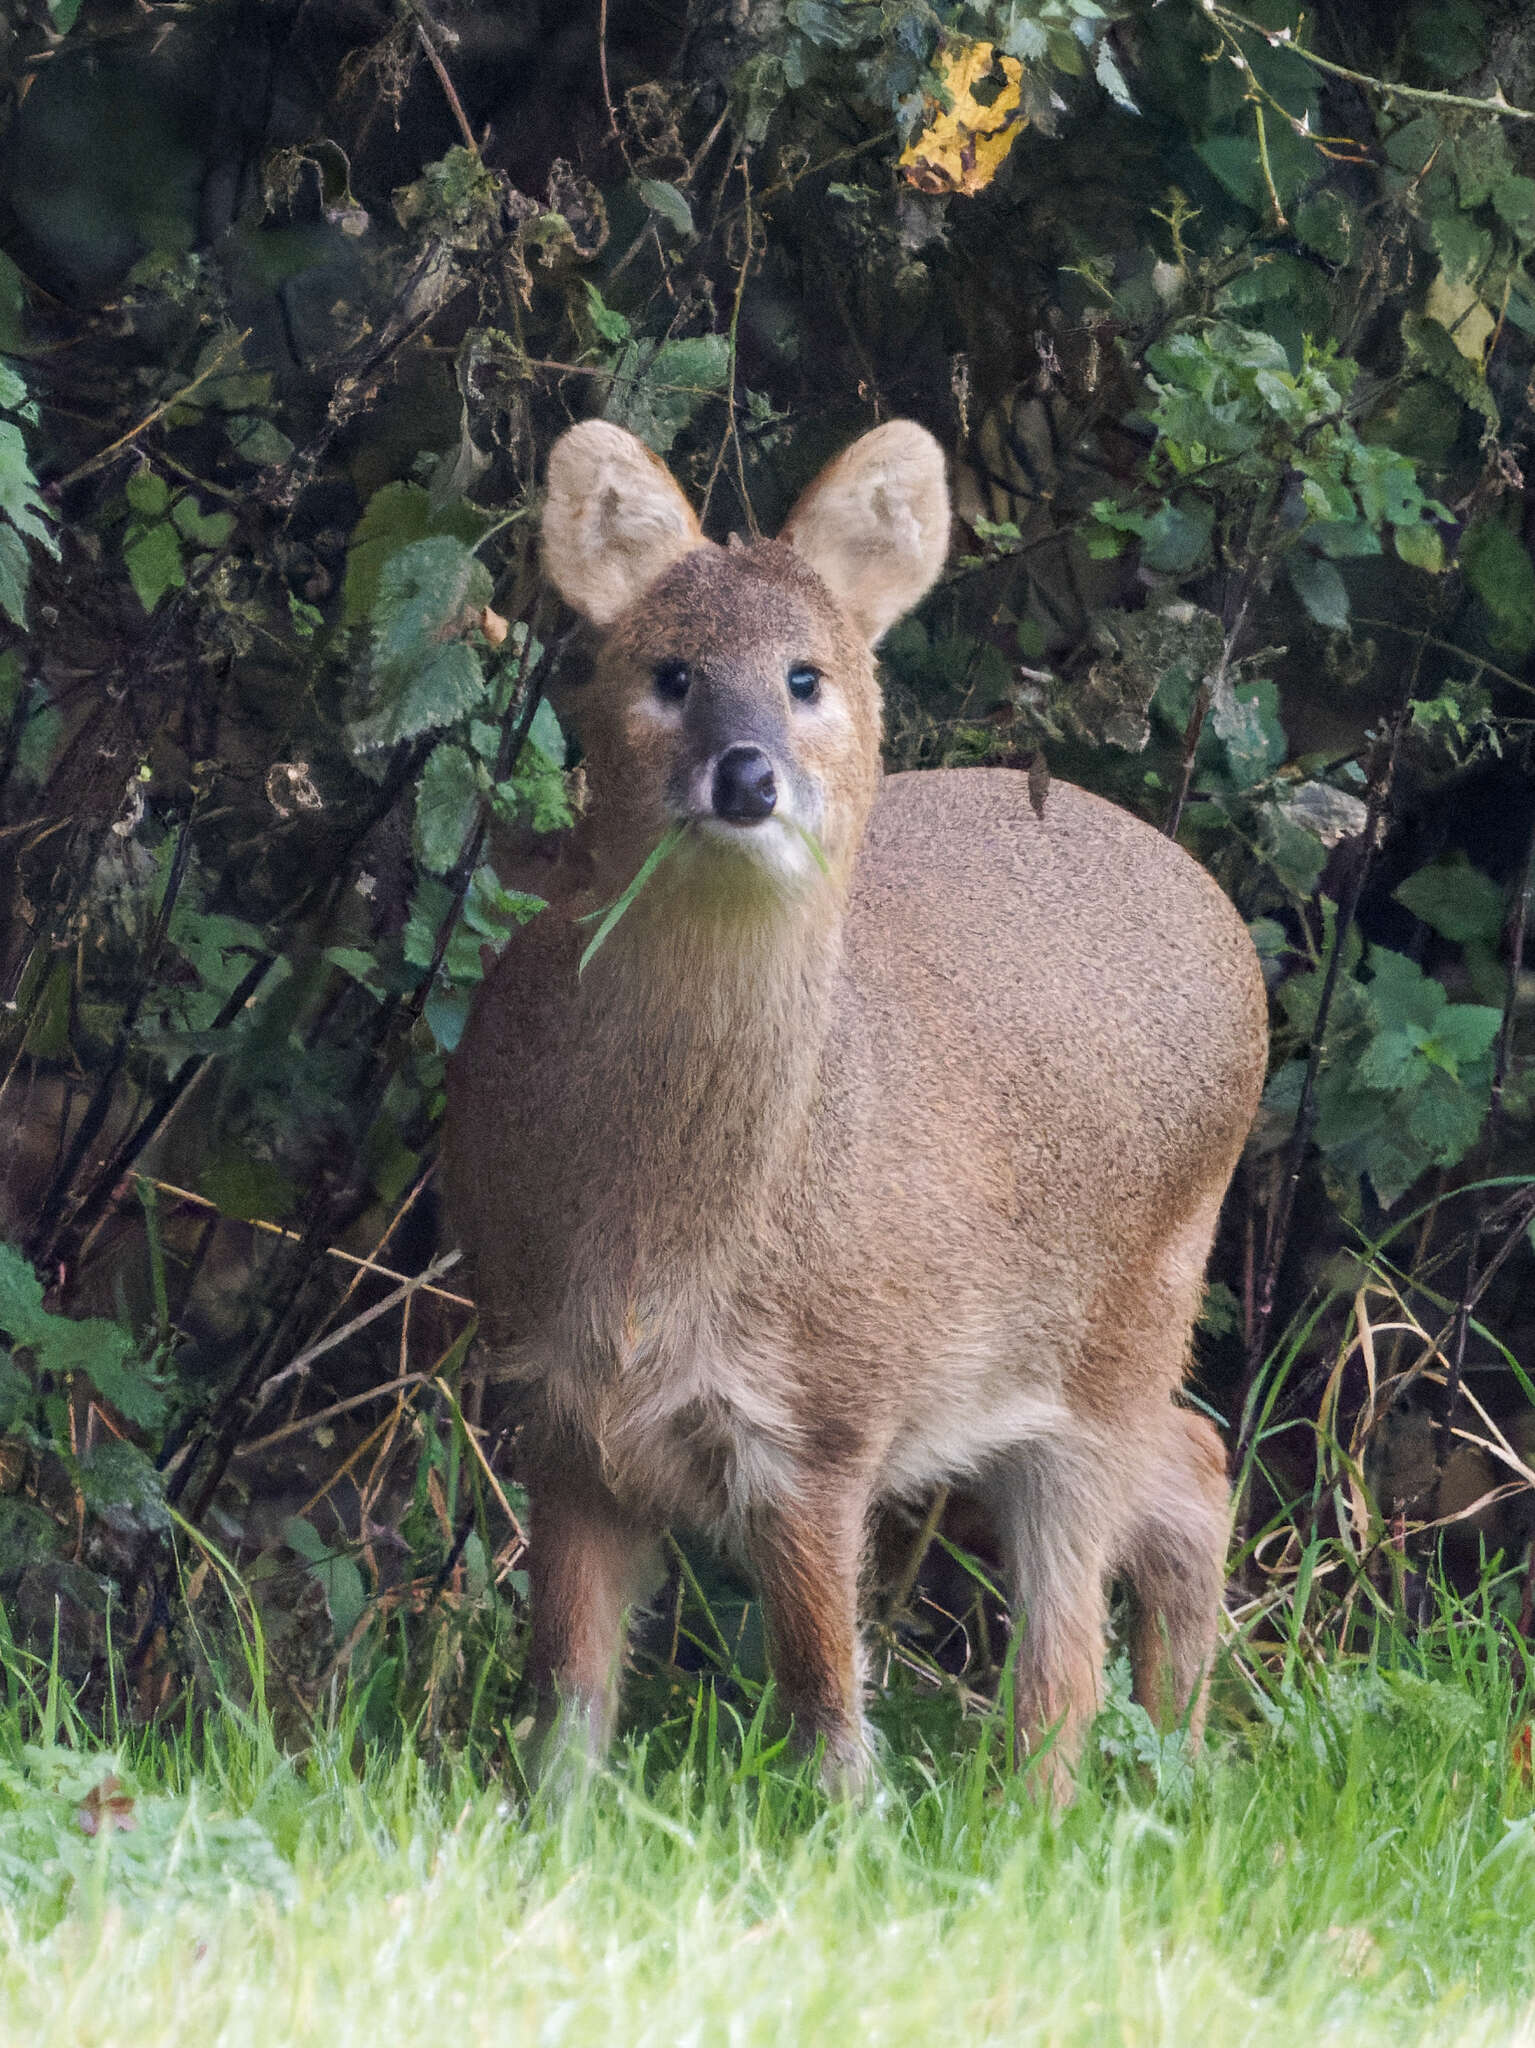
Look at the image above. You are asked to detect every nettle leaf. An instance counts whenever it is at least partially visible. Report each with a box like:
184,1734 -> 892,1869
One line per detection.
1210,677 -> 1285,789
40,1314 -> 167,1431
0,1243 -> 49,1348
1394,853 -> 1505,944
343,484 -> 490,627
387,640 -> 488,746
604,334 -> 730,454
415,742 -> 482,875
1287,551 -> 1349,629
1459,515 -> 1535,659
1364,946 -> 1446,1034
1428,1001 -> 1502,1071
1406,1070 -> 1490,1162
373,536 -> 493,677
124,521 -> 185,613
0,525 -> 30,627
0,420 -> 57,551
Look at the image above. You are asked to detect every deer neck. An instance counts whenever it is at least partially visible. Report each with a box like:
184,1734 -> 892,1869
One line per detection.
565,866 -> 844,1335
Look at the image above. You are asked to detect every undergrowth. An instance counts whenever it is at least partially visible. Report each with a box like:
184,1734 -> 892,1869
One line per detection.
0,1578 -> 1533,2047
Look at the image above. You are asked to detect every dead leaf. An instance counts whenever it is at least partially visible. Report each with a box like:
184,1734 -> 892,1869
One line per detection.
1426,270 -> 1495,365
76,1775 -> 137,1837
899,44 -> 1027,199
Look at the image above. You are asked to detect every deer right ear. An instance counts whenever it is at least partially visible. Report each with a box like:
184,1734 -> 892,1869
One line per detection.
542,422 -> 705,627
779,420 -> 949,647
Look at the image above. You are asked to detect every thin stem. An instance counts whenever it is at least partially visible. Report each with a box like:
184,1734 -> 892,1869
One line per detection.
55,330 -> 252,490
1207,4 -> 1535,122
410,5 -> 478,154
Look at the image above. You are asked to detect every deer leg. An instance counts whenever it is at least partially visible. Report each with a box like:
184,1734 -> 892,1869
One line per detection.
524,1439 -> 661,1771
746,1484 -> 870,1791
1122,1407 -> 1230,1740
986,1440 -> 1112,1801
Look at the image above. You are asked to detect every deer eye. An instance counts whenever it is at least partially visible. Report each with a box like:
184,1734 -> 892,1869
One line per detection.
787,664 -> 821,703
653,658 -> 691,703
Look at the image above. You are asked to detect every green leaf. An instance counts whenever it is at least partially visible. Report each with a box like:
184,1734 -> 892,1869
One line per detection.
373,536 -> 493,676
1430,1002 -> 1502,1069
227,415 -> 295,466
1394,854 -> 1505,945
1394,521 -> 1445,573
0,524 -> 30,628
637,179 -> 694,237
201,1153 -> 297,1225
170,495 -> 235,548
344,482 -> 485,626
583,282 -> 631,345
414,743 -> 482,875
281,1517 -> 367,1644
42,1313 -> 166,1430
124,521 -> 184,613
1287,552 -> 1349,629
0,1244 -> 50,1348
324,946 -> 387,1001
1459,515 -> 1535,659
1138,498 -> 1214,575
125,470 -> 171,517
0,421 -> 57,549
1365,947 -> 1446,1034
388,640 -> 488,746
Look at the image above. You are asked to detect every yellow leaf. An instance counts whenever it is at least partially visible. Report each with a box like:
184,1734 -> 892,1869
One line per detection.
1426,269 -> 1495,364
898,43 -> 1027,199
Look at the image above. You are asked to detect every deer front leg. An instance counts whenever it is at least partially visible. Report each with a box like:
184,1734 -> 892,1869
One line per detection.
746,1483 -> 871,1791
524,1437 -> 661,1772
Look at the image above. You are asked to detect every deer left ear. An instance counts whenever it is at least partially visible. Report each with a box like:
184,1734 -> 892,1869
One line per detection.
778,421 -> 950,646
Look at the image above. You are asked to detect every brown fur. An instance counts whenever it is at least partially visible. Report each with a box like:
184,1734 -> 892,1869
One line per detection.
444,419 -> 1268,1792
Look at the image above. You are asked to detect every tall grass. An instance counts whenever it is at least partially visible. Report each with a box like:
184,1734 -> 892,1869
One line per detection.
0,1569 -> 1533,2048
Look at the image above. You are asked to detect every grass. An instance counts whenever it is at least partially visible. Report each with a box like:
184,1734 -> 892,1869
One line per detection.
2,1585 -> 1535,2047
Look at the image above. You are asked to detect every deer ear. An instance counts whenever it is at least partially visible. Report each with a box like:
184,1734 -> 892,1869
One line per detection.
779,421 -> 949,646
543,422 -> 705,627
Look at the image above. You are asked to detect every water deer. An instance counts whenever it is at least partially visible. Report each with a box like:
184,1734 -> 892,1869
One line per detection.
444,417 -> 1268,1793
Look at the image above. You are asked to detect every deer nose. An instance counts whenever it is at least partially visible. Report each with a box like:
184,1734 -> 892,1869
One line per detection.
712,745 -> 777,822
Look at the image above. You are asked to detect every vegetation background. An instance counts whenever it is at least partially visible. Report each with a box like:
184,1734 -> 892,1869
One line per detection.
1,0 -> 1534,1804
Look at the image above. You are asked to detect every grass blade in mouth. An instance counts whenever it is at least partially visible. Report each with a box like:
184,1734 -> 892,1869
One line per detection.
577,823 -> 687,975
788,819 -> 831,876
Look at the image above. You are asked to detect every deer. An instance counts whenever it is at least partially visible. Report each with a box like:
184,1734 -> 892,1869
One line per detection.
443,416 -> 1269,1796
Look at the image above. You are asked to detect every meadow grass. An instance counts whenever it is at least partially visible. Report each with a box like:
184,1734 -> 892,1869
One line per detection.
1,1588 -> 1535,2047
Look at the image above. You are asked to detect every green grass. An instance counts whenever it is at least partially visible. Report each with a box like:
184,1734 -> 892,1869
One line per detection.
2,1602 -> 1535,2047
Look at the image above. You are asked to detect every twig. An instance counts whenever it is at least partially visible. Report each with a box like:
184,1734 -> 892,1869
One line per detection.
247,1250 -> 466,1412
1164,590 -> 1251,838
409,4 -> 478,155
137,1179 -> 475,1307
1206,4 -> 1535,122
701,158 -> 759,535
1238,682 -> 1416,1453
55,330 -> 253,491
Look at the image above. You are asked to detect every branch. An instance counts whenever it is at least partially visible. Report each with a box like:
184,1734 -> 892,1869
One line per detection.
1206,4 -> 1535,123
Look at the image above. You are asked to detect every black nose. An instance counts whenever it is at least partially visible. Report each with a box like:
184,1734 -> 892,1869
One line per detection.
712,745 -> 777,822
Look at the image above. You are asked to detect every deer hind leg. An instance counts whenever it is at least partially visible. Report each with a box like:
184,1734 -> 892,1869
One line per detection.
985,1439 -> 1113,1801
524,1435 -> 662,1772
1120,1406 -> 1230,1740
746,1480 -> 871,1792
